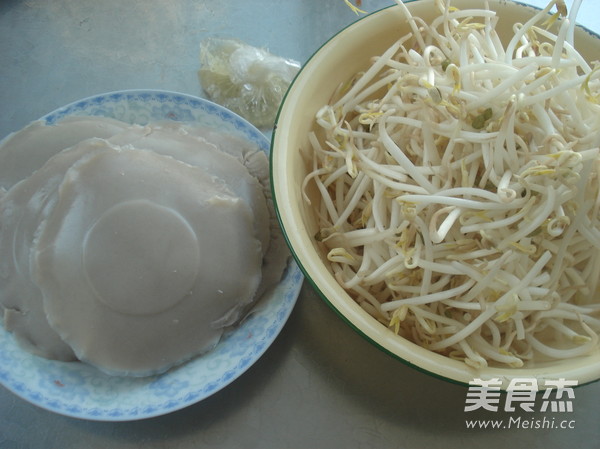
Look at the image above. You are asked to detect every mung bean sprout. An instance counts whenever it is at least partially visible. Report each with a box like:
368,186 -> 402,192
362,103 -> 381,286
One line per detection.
305,0 -> 600,368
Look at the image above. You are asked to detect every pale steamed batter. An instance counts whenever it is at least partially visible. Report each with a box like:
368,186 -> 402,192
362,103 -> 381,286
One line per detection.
0,116 -> 287,376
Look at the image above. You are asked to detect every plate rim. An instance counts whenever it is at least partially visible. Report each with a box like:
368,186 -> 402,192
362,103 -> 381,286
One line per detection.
0,89 -> 303,421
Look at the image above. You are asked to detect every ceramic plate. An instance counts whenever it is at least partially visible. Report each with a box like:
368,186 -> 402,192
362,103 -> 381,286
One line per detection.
0,89 -> 303,421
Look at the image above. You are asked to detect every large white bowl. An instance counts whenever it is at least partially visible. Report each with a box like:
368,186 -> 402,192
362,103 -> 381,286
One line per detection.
271,0 -> 600,389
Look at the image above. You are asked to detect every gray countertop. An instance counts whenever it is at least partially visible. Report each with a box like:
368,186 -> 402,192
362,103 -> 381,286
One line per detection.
1,1 -> 599,448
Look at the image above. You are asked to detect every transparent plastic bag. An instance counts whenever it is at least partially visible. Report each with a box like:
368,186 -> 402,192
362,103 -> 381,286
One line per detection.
198,38 -> 301,128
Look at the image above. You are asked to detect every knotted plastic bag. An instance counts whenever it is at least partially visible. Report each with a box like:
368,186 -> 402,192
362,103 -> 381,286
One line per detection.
198,38 -> 301,128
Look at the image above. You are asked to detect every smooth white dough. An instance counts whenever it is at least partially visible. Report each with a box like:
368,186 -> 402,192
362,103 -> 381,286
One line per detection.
0,116 -> 129,190
0,139 -> 114,361
0,116 -> 289,376
171,123 -> 290,305
107,123 -> 271,256
33,143 -> 264,376
109,122 -> 289,320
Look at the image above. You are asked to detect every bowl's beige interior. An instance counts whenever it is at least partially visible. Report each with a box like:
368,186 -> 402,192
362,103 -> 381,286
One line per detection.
272,0 -> 600,388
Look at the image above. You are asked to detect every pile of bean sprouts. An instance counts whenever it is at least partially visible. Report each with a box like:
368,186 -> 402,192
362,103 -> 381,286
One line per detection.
304,0 -> 600,368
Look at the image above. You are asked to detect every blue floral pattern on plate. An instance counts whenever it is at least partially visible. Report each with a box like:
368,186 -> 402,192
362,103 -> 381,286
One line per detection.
0,90 -> 303,421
